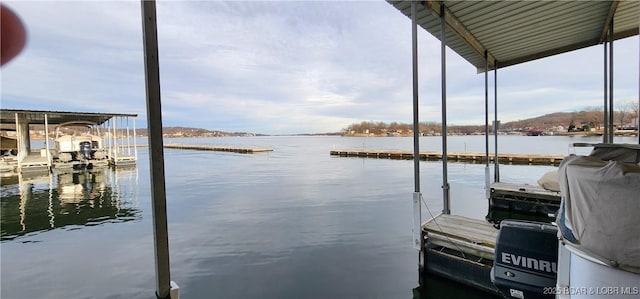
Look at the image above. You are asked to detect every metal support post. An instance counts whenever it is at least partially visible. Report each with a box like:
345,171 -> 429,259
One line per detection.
484,51 -> 490,199
608,18 -> 614,143
412,1 -> 420,196
141,1 -> 179,299
411,0 -> 423,270
44,114 -> 51,169
133,118 -> 138,160
440,5 -> 450,214
113,116 -> 118,162
126,118 -> 131,156
493,65 -> 499,182
604,42 -> 609,143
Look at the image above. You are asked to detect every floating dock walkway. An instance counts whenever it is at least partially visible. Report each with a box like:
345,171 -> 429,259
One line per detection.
164,143 -> 273,154
330,149 -> 565,165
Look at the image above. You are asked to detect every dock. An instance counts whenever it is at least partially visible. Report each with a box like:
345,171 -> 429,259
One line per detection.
111,154 -> 137,167
422,214 -> 499,294
488,182 -> 560,223
330,149 -> 565,165
1,109 -> 139,176
19,153 -> 49,173
164,143 -> 273,154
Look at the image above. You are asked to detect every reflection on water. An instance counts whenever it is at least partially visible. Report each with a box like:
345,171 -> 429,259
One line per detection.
0,167 -> 141,241
4,136 -> 626,299
413,275 -> 502,299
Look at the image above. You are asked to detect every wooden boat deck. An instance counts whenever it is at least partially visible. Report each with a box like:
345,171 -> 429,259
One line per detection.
422,214 -> 498,260
330,149 -> 565,165
165,143 -> 273,153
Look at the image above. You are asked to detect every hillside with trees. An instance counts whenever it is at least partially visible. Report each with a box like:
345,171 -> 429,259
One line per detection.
135,127 -> 262,138
16,103 -> 638,138
343,104 -> 639,136
19,125 -> 262,139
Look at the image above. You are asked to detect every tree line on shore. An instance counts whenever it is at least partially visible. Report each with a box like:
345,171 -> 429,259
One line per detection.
15,103 -> 638,138
343,104 -> 639,136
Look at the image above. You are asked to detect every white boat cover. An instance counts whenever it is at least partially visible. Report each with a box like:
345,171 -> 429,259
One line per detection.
589,143 -> 640,163
537,170 -> 560,192
557,144 -> 640,274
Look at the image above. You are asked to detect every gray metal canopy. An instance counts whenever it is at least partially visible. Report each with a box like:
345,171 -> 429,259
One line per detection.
0,109 -> 137,126
388,0 -> 639,72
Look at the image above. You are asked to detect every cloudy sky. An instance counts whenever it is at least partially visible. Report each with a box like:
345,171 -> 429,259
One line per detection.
2,1 -> 638,135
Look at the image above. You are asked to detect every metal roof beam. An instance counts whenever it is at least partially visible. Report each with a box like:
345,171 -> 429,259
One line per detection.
613,27 -> 640,40
498,38 -> 600,69
423,0 -> 496,69
600,0 -> 620,43
0,109 -> 137,125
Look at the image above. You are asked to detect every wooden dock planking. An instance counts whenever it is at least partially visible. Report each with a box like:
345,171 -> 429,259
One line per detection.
164,143 -> 273,154
20,153 -> 50,173
423,214 -> 498,260
330,149 -> 565,165
21,154 -> 48,167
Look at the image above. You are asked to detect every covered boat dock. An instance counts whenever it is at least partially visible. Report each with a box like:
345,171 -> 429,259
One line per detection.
131,1 -> 639,298
387,0 -> 639,293
0,109 -> 138,174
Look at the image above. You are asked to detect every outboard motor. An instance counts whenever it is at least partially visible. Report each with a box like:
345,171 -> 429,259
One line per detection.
491,220 -> 558,299
79,141 -> 92,160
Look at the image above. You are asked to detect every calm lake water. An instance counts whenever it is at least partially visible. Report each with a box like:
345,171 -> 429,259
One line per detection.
1,135 -> 636,299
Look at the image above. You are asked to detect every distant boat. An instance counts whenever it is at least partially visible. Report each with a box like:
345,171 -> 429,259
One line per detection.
525,129 -> 545,136
0,135 -> 18,174
53,121 -> 108,164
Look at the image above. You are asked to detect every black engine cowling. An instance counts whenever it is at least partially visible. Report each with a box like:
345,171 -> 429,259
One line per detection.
491,220 -> 558,299
79,141 -> 92,160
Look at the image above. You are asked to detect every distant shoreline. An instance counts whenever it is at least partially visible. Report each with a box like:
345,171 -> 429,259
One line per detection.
16,130 -> 640,140
343,130 -> 638,138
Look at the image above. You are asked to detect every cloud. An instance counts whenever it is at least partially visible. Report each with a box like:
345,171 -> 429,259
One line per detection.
1,1 -> 638,134
2,1 -> 144,114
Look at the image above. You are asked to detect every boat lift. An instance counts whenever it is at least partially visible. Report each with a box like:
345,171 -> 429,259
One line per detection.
0,109 -> 138,174
137,0 -> 639,297
391,0 -> 640,291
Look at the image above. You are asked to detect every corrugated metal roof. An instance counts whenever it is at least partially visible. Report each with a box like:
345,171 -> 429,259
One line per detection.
388,0 -> 639,72
0,109 -> 137,126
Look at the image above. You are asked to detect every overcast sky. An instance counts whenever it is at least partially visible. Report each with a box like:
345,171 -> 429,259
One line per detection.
2,1 -> 638,135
